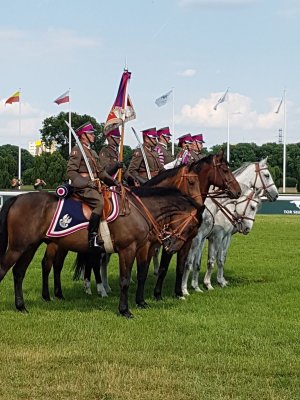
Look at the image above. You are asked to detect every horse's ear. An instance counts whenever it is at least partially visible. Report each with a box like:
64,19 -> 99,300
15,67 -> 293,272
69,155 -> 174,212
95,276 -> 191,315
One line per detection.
261,156 -> 268,164
218,148 -> 225,160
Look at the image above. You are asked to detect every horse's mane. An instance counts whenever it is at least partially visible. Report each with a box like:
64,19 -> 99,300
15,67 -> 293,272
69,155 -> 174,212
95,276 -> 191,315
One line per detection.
131,186 -> 200,209
189,154 -> 214,173
143,165 -> 185,187
233,162 -> 253,176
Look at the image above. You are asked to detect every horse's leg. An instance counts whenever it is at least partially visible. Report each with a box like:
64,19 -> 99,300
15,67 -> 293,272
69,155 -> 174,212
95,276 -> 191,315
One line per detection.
0,249 -> 22,283
152,245 -> 161,275
153,249 -> 172,301
100,253 -> 112,294
191,237 -> 206,293
217,234 -> 232,288
53,248 -> 68,299
204,235 -> 221,290
91,254 -> 108,297
12,246 -> 39,312
182,233 -> 201,296
174,240 -> 193,298
41,243 -> 57,301
118,246 -> 136,318
135,244 -> 153,308
83,256 -> 92,295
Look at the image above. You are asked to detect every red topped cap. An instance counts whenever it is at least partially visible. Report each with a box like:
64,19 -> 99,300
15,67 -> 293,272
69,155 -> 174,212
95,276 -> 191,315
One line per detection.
105,128 -> 121,138
177,133 -> 193,147
75,122 -> 96,137
192,134 -> 205,143
141,127 -> 157,139
157,126 -> 172,137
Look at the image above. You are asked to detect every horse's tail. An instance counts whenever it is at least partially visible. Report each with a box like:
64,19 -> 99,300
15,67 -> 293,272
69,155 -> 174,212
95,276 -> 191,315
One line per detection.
72,252 -> 88,280
0,196 -> 18,257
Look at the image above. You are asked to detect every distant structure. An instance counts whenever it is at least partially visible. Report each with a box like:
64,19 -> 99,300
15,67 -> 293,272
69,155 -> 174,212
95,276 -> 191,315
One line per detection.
278,129 -> 283,144
28,140 -> 57,156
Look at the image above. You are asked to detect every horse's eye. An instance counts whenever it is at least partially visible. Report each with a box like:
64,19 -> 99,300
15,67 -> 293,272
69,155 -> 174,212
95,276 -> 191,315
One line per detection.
264,174 -> 270,179
250,205 -> 256,211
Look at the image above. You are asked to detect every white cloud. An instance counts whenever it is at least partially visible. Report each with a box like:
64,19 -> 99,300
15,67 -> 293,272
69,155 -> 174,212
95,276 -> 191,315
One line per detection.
178,69 -> 197,77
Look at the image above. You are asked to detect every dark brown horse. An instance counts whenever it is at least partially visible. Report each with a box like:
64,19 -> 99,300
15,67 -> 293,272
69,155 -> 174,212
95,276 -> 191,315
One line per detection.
0,187 -> 203,317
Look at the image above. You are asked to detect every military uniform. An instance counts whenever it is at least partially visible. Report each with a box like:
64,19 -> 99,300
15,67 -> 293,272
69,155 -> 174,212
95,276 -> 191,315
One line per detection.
189,150 -> 206,162
67,144 -> 108,215
128,145 -> 164,183
99,144 -> 120,177
155,142 -> 174,166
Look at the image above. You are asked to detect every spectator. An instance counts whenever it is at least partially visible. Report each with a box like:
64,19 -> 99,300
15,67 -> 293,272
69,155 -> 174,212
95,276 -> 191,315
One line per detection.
11,178 -> 22,190
34,178 -> 46,191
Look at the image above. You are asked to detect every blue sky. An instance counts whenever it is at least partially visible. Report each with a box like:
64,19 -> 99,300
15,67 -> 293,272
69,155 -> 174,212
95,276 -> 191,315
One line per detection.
0,0 -> 299,151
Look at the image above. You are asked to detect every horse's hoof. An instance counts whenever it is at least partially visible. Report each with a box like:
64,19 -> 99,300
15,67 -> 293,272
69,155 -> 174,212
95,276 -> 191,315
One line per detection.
182,289 -> 190,296
16,307 -> 28,314
136,301 -> 149,309
42,295 -> 51,302
104,286 -> 112,294
194,286 -> 203,293
176,295 -> 186,301
154,294 -> 162,301
120,310 -> 134,319
205,284 -> 214,291
55,294 -> 65,300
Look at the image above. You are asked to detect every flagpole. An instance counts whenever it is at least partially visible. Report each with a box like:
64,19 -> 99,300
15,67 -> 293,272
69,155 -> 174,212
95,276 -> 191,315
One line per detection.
283,89 -> 287,193
18,88 -> 22,190
172,87 -> 175,156
227,98 -> 230,163
117,71 -> 129,182
68,88 -> 71,155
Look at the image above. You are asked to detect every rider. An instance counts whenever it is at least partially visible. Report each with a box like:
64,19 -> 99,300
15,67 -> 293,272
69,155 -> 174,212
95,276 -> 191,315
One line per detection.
154,126 -> 174,167
175,133 -> 193,165
190,134 -> 206,162
67,122 -> 119,249
128,127 -> 164,184
99,127 -> 123,177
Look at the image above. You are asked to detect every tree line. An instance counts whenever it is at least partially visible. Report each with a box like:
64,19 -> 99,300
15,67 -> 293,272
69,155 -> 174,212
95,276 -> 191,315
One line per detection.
1,112 -> 299,190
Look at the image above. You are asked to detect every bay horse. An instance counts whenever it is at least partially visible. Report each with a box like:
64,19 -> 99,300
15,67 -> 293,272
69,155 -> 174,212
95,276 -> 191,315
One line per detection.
0,187 -> 203,317
181,158 -> 279,294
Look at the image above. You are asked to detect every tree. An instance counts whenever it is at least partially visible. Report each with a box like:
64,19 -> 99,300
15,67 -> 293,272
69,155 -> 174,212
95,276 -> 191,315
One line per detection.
40,112 -> 106,160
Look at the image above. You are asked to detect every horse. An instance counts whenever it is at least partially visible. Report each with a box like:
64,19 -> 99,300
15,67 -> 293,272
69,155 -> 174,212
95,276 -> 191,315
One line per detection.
41,149 -> 242,302
203,186 -> 263,290
0,187 -> 204,318
181,158 -> 279,295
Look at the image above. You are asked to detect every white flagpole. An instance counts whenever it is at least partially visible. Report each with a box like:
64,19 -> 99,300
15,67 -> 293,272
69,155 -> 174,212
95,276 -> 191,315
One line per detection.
68,88 -> 71,155
172,87 -> 175,156
18,88 -> 22,189
283,89 -> 287,193
227,98 -> 230,163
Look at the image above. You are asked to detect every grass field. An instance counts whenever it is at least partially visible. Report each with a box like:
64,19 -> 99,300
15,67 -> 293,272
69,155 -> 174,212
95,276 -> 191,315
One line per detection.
0,215 -> 299,400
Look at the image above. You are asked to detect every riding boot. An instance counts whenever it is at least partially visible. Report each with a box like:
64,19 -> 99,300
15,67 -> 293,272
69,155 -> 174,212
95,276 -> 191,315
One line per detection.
88,212 -> 105,250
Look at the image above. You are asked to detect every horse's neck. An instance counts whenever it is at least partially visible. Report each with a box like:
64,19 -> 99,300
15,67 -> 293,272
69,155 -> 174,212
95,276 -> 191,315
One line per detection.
235,164 -> 257,188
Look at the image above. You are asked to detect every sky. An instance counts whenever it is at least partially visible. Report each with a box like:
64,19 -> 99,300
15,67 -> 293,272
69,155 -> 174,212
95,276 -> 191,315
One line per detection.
0,0 -> 299,151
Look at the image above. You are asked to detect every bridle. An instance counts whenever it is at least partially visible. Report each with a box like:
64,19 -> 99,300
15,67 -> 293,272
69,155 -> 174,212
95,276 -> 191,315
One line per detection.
173,166 -> 203,204
253,162 -> 276,200
208,156 -> 239,199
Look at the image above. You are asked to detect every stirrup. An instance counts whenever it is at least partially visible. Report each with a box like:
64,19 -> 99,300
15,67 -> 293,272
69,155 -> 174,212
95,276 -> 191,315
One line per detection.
89,234 -> 104,249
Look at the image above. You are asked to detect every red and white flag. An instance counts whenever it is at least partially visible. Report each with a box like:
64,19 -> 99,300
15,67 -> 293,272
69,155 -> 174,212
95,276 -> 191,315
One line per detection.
54,90 -> 70,105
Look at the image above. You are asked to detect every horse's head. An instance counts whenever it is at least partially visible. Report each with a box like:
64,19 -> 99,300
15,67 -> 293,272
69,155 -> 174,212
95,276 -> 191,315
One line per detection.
211,149 -> 241,199
233,187 -> 262,234
254,158 -> 279,202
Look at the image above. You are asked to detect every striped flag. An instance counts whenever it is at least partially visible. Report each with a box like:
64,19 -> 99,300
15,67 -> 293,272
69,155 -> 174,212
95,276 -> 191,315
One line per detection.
54,90 -> 70,105
5,90 -> 20,105
155,90 -> 172,107
275,96 -> 283,114
213,88 -> 229,111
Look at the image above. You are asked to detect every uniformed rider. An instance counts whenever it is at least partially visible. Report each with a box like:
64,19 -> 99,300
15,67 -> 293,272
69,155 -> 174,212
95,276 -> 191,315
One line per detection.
99,127 -> 123,177
154,126 -> 174,167
128,127 -> 163,184
67,122 -> 119,249
175,133 -> 193,165
190,134 -> 206,162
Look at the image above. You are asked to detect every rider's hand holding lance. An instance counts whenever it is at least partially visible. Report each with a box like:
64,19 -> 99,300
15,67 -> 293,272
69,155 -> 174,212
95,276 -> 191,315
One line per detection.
66,121 -> 118,250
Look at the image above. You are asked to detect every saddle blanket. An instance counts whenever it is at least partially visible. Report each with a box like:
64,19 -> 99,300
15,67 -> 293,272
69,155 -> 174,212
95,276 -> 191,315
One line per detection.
46,191 -> 119,238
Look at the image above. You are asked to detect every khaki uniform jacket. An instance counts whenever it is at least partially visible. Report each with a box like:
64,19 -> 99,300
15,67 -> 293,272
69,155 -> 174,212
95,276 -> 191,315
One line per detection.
189,150 -> 206,163
155,143 -> 174,166
99,145 -> 119,176
67,144 -> 106,213
128,145 -> 164,181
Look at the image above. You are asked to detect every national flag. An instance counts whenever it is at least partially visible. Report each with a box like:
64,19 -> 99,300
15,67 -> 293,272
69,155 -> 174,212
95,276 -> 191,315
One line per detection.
54,90 -> 70,105
104,70 -> 133,134
275,96 -> 283,114
155,90 -> 172,107
5,91 -> 20,105
213,88 -> 229,111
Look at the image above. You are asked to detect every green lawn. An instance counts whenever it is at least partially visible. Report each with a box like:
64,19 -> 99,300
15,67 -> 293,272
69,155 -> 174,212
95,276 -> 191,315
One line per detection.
0,215 -> 299,400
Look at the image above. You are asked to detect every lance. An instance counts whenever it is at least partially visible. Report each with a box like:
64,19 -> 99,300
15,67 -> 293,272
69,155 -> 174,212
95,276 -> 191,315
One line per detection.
131,127 -> 151,180
64,120 -> 94,181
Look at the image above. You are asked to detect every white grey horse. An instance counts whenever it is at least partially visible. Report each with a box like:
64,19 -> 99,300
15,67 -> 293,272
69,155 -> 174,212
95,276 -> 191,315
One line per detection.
203,186 -> 262,290
181,159 -> 279,295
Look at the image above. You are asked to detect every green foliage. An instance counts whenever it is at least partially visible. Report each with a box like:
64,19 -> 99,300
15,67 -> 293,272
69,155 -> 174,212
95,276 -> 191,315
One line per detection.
40,112 -> 105,160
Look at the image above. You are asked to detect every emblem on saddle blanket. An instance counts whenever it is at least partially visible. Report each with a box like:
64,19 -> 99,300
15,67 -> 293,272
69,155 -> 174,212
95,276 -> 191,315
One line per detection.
46,192 -> 119,247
